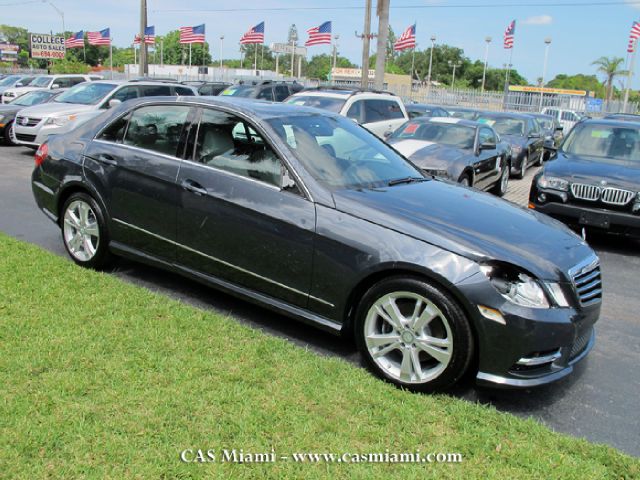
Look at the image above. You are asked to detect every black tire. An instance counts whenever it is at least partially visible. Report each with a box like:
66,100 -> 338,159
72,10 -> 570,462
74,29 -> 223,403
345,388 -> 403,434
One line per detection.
535,149 -> 544,167
3,121 -> 16,146
60,192 -> 113,269
458,173 -> 472,187
354,276 -> 474,393
516,154 -> 528,179
492,164 -> 509,197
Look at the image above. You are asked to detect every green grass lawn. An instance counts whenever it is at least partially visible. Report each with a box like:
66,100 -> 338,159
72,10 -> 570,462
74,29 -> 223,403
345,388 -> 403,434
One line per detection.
0,232 -> 638,479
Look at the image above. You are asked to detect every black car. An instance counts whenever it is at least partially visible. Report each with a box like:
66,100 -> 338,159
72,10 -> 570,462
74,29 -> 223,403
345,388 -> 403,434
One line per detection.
32,97 -> 600,392
387,117 -> 510,196
530,119 -> 640,238
476,112 -> 545,179
442,106 -> 482,120
603,113 -> 640,122
0,89 -> 63,145
220,81 -> 303,102
182,81 -> 232,96
531,113 -> 564,160
405,103 -> 450,119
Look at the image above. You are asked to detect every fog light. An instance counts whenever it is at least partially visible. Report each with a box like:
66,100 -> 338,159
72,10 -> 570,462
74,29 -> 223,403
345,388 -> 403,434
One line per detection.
538,193 -> 547,203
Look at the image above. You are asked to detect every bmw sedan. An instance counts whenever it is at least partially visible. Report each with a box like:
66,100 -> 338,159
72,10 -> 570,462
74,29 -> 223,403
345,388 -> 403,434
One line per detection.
387,117 -> 510,195
530,119 -> 640,238
32,97 -> 600,392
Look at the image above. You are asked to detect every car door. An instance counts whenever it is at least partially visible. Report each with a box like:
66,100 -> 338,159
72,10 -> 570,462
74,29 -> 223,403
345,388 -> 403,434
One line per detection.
525,118 -> 542,165
175,106 -> 316,308
474,126 -> 501,189
83,103 -> 193,261
361,98 -> 406,138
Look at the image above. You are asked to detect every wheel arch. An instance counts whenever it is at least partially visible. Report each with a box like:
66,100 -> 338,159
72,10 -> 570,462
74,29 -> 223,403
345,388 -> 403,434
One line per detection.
56,181 -> 109,227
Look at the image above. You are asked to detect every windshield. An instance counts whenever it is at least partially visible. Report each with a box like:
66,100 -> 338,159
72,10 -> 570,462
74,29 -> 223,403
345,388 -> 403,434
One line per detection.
28,76 -> 53,88
220,86 -> 258,97
11,90 -> 55,106
562,123 -> 640,163
286,96 -> 346,113
0,75 -> 21,86
55,82 -> 117,105
478,116 -> 525,136
268,114 -> 423,189
391,121 -> 475,149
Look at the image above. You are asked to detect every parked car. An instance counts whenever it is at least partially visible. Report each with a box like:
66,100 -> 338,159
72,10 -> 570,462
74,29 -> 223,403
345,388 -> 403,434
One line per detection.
0,75 -> 36,96
286,88 -> 409,138
0,89 -> 63,145
404,103 -> 450,119
442,106 -> 482,120
387,117 -> 510,196
14,80 -> 197,147
603,113 -> 640,122
32,96 -> 600,392
530,119 -> 640,238
531,112 -> 564,160
182,81 -> 232,96
2,74 -> 94,104
542,107 -> 584,133
220,80 -> 303,102
476,112 -> 545,178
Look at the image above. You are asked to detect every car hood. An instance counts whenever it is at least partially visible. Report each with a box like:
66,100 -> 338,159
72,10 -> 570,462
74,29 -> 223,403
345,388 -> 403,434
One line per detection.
544,152 -> 640,190
4,87 -> 41,95
332,180 -> 593,281
0,104 -> 21,115
15,102 -> 95,118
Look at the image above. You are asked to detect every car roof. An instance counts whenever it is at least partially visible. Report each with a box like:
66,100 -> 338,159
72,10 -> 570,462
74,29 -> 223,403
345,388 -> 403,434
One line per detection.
91,79 -> 193,88
411,116 -> 479,128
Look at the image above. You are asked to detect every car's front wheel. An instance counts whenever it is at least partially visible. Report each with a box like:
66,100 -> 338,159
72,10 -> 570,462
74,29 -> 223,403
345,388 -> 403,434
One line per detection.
516,154 -> 528,179
61,192 -> 112,269
492,164 -> 509,197
3,121 -> 16,146
355,277 -> 473,392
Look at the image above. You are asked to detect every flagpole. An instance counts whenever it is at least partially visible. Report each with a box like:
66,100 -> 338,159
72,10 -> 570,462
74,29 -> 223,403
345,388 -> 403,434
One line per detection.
254,44 -> 258,72
134,43 -> 137,66
623,38 -> 637,113
189,43 -> 192,71
260,43 -> 264,70
410,47 -> 416,92
110,38 -> 113,79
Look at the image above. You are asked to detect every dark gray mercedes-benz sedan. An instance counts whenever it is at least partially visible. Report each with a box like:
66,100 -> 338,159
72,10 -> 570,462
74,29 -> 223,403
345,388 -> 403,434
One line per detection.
31,97 -> 601,392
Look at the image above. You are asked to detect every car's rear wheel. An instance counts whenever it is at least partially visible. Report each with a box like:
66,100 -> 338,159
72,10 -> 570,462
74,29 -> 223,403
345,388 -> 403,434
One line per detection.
517,154 -> 528,179
535,149 -> 544,166
492,164 -> 509,197
355,277 -> 473,392
3,121 -> 16,146
61,193 -> 112,269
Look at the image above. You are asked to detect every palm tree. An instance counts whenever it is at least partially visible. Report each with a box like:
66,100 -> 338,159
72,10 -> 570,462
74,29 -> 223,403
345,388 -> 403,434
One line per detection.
592,56 -> 627,103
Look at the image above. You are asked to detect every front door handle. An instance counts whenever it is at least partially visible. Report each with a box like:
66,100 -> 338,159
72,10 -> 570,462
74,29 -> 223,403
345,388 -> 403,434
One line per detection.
181,179 -> 208,196
96,154 -> 117,166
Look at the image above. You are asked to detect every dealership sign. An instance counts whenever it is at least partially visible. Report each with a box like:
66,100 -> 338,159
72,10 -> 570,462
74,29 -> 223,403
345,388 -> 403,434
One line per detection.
30,33 -> 65,59
269,43 -> 307,56
0,43 -> 19,62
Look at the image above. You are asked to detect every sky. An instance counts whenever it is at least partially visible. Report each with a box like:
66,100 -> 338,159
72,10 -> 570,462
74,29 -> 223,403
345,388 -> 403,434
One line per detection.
5,0 -> 640,87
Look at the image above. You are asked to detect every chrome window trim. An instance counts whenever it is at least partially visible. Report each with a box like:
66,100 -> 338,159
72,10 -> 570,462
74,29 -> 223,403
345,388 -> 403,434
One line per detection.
93,138 -> 185,164
112,217 -> 334,308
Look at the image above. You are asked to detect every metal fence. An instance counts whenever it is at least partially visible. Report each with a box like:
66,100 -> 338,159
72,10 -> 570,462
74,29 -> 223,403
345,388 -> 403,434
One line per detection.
0,67 -> 47,75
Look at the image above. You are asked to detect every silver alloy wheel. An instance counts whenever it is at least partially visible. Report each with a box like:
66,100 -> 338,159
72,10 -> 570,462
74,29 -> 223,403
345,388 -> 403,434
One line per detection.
521,155 -> 528,177
500,166 -> 509,192
8,122 -> 17,145
460,176 -> 470,187
63,200 -> 100,262
364,291 -> 453,384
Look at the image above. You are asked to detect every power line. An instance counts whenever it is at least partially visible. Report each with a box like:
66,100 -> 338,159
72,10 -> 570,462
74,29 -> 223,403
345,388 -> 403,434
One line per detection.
153,1 -> 640,14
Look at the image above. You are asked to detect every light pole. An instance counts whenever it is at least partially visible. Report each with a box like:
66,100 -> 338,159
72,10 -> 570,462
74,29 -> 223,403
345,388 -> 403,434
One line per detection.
219,35 -> 224,69
332,34 -> 340,82
44,1 -> 65,34
290,26 -> 298,78
426,36 -> 436,97
448,60 -> 461,89
481,36 -> 492,94
539,37 -> 552,111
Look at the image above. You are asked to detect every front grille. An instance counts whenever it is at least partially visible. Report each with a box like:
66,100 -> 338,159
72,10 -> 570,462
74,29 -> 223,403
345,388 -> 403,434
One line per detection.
15,116 -> 41,127
601,187 -> 635,206
571,261 -> 602,306
15,133 -> 36,143
571,183 -> 600,201
570,327 -> 593,359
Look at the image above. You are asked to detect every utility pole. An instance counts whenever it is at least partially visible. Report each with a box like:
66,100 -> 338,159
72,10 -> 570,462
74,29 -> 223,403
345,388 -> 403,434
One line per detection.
374,0 -> 389,90
426,35 -> 435,98
331,34 -> 340,83
539,38 -> 551,111
219,35 -> 224,69
481,36 -> 491,94
138,0 -> 148,76
358,0 -> 373,89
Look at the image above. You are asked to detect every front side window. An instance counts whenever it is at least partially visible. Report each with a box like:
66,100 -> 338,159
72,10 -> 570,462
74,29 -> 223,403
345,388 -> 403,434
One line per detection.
274,85 -> 290,102
98,112 -> 132,143
193,108 -> 283,187
123,105 -> 190,157
478,116 -> 525,136
268,114 -> 423,189
479,127 -> 496,145
346,100 -> 362,122
55,82 -> 117,105
29,76 -> 53,88
363,99 -> 404,123
111,86 -> 139,103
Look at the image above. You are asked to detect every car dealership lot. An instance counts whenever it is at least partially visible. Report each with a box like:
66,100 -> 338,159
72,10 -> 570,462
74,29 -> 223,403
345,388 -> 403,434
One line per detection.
1,146 -> 639,456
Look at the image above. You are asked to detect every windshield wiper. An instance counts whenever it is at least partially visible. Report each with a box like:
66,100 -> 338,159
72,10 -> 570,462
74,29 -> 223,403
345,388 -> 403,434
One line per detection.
387,176 -> 428,187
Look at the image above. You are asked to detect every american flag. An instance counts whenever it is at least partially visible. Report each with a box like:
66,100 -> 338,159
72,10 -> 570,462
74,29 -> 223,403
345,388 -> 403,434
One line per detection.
305,21 -> 332,46
65,31 -> 84,49
240,22 -> 265,44
394,24 -> 416,51
134,26 -> 156,45
87,28 -> 111,46
628,21 -> 640,53
503,20 -> 516,49
180,24 -> 206,44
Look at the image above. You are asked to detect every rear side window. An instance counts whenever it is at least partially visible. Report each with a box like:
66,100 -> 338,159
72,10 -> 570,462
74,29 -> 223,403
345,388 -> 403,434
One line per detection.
363,99 -> 404,123
123,105 -> 191,157
141,85 -> 172,97
257,87 -> 274,101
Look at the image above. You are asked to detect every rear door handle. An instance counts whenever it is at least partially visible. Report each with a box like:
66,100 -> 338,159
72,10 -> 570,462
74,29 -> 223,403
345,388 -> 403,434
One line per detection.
181,179 -> 208,196
96,154 -> 117,166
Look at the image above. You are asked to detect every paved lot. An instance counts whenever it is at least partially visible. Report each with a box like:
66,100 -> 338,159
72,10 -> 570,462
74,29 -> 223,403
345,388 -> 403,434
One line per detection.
1,146 -> 639,457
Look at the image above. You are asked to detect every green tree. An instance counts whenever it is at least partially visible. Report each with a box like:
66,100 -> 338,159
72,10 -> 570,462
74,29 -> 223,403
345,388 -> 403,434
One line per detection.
547,73 -> 605,98
306,53 -> 356,80
591,56 -> 627,103
152,30 -> 211,67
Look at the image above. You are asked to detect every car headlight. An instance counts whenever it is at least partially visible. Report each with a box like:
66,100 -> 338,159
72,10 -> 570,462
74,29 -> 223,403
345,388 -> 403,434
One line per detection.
45,115 -> 76,127
538,175 -> 569,192
481,263 -> 550,308
423,168 -> 449,178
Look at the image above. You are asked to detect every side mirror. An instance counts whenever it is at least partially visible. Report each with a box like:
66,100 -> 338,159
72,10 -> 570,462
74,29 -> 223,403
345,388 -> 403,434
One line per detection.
108,99 -> 122,108
555,126 -> 564,132
15,82 -> 24,87
51,84 -> 60,90
479,142 -> 496,151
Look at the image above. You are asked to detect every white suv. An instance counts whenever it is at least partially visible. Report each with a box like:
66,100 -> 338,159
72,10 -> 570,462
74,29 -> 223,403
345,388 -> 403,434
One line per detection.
2,74 -> 96,104
286,88 -> 409,138
14,80 -> 197,147
541,107 -> 584,133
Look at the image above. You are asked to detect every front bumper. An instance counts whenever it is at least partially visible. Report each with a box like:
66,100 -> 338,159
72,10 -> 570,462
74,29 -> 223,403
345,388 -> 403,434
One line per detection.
14,121 -> 65,147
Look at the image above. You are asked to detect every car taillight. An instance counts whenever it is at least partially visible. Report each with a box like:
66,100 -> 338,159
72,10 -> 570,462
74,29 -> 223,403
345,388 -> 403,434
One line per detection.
34,143 -> 48,167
